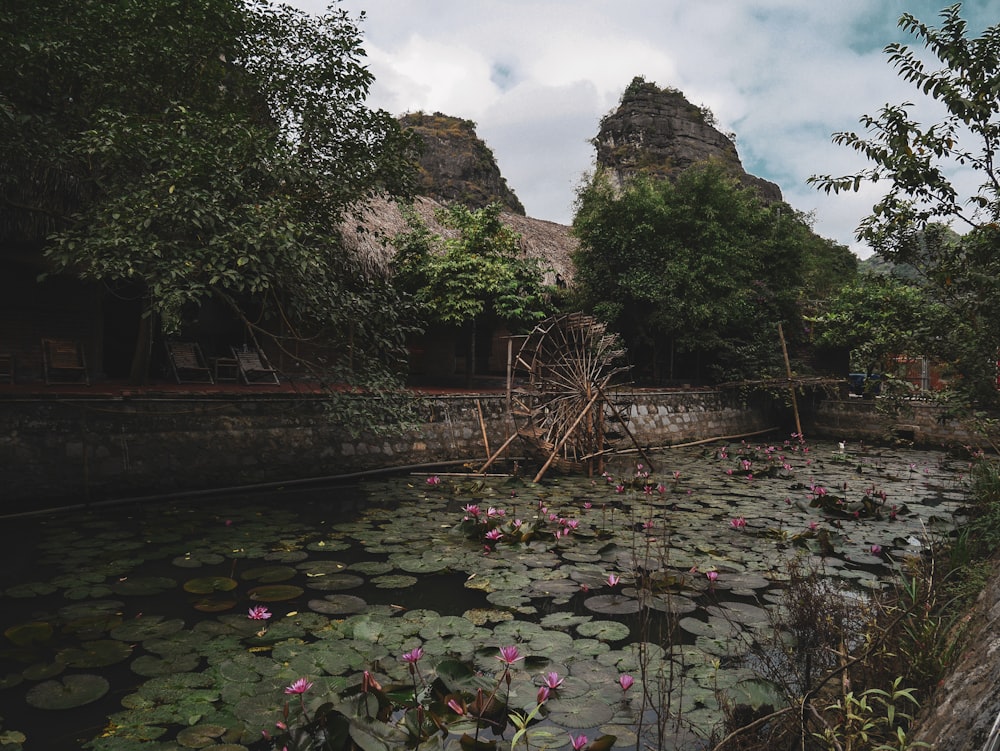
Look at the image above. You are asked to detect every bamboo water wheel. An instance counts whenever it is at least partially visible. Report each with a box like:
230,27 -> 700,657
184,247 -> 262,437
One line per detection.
509,313 -> 651,481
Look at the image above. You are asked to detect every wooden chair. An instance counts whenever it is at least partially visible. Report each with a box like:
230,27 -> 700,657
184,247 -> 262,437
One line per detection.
0,351 -> 13,383
165,340 -> 214,384
231,345 -> 280,385
42,338 -> 89,385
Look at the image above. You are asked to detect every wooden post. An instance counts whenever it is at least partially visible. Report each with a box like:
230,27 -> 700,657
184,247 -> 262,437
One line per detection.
596,383 -> 655,472
475,399 -> 490,459
778,323 -> 803,439
533,389 -> 603,483
478,431 -> 520,474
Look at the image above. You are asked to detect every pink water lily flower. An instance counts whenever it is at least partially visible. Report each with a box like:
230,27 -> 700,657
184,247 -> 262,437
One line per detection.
706,571 -> 719,583
618,674 -> 634,692
247,605 -> 271,620
544,671 -> 564,689
497,645 -> 522,665
426,475 -> 441,486
285,678 -> 313,695
729,517 -> 747,530
570,734 -> 588,751
401,646 -> 423,664
536,685 -> 551,704
607,573 -> 620,588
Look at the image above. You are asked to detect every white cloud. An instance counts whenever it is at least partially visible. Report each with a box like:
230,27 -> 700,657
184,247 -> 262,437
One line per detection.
287,0 -> 986,259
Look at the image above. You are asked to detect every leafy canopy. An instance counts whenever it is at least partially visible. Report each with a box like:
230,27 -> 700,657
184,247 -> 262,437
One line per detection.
1,0 -> 417,384
572,163 -> 838,384
809,4 -> 1000,407
393,202 -> 553,330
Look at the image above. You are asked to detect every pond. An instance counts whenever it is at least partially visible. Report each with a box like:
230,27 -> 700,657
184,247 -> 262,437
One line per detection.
0,437 -> 972,751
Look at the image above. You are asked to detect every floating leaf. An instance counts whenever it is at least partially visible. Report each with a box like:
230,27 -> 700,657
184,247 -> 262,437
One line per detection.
242,565 -> 297,583
308,595 -> 368,615
576,620 -> 630,641
583,594 -> 641,615
183,576 -> 238,594
58,639 -> 133,668
544,696 -> 615,728
247,585 -> 304,602
306,573 -> 365,591
5,621 -> 54,646
25,674 -> 109,709
112,576 -> 176,596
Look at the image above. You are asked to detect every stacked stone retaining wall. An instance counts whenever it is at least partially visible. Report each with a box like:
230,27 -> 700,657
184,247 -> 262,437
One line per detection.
0,389 -> 773,508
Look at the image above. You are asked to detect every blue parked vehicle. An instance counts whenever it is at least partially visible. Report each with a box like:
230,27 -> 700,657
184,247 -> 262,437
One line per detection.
848,372 -> 881,396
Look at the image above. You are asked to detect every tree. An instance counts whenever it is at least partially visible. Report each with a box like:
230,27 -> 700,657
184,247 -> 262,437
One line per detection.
393,202 -> 553,384
810,273 -> 952,382
809,4 -> 1000,407
572,163 -> 817,384
1,0 -> 417,386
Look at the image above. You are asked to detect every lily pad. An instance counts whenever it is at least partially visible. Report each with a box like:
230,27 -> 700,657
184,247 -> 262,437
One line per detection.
371,574 -> 419,589
4,621 -> 54,646
583,594 -> 641,615
247,584 -> 304,602
183,576 -> 238,594
58,639 -> 133,668
308,594 -> 368,615
576,620 -> 631,641
242,564 -> 298,583
175,723 -> 235,748
306,573 -> 365,591
25,674 -> 109,709
544,696 -> 615,728
112,576 -> 177,596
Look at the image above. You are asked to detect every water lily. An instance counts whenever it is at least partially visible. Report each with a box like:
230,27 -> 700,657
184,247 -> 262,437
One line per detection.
447,698 -> 464,715
544,671 -> 564,689
284,678 -> 313,695
247,605 -> 271,621
485,529 -> 503,541
618,674 -> 634,692
729,517 -> 747,530
401,646 -> 423,664
706,570 -> 719,583
537,685 -> 551,704
497,645 -> 522,665
362,670 -> 381,693
607,573 -> 620,588
426,475 -> 441,486
570,734 -> 588,751
870,544 -> 882,555
615,484 -> 625,494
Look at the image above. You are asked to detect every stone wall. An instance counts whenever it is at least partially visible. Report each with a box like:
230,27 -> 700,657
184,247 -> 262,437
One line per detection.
803,394 -> 986,448
0,389 -> 774,509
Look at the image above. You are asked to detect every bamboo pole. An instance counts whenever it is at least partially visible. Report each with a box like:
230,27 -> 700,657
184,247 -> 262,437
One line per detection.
778,323 -> 803,439
477,431 -> 521,474
533,389 -> 603,483
475,399 -> 490,459
596,383 -> 655,472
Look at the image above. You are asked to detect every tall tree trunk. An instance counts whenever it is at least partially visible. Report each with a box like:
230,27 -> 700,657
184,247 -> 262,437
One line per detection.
129,304 -> 154,385
464,319 -> 476,388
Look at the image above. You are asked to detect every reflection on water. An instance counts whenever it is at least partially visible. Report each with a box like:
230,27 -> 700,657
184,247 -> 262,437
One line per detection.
0,439 -> 972,750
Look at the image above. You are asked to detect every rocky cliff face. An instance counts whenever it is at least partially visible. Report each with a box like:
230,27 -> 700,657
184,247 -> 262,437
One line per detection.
354,79 -> 788,283
399,112 -> 526,215
593,76 -> 783,203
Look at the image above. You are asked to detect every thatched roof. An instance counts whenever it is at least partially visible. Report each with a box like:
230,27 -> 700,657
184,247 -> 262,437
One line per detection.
340,195 -> 577,285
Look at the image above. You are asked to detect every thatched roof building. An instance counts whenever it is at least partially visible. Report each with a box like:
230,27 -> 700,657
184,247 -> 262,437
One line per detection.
341,196 -> 578,287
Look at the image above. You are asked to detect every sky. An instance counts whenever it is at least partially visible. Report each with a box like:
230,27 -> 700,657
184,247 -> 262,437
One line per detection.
287,1 -> 994,259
